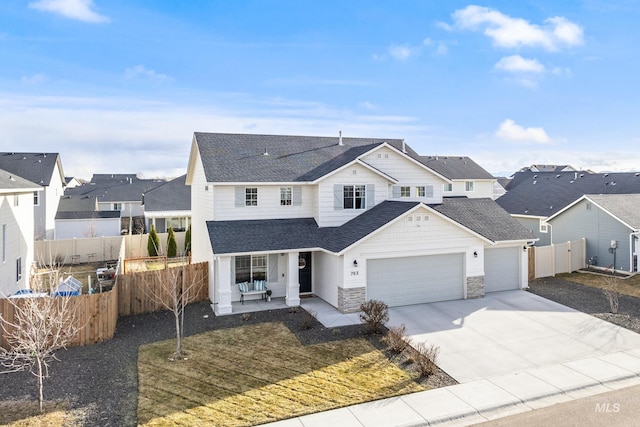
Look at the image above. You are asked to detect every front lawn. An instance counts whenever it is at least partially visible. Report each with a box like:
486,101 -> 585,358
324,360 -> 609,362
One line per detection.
557,272 -> 640,298
137,322 -> 426,426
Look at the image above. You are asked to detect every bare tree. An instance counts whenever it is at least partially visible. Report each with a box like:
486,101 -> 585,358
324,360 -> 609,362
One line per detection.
146,264 -> 202,359
602,276 -> 620,314
0,294 -> 82,412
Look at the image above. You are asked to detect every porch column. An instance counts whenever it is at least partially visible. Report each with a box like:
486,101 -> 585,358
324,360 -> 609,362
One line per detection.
215,256 -> 233,315
286,252 -> 300,307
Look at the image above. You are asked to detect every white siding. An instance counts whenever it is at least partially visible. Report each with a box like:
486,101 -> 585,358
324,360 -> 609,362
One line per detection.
445,180 -> 495,199
213,185 -> 315,221
317,164 -> 390,227
0,192 -> 35,296
361,147 -> 445,203
342,206 -> 485,290
190,152 -> 214,264
54,218 -> 121,239
313,251 -> 342,307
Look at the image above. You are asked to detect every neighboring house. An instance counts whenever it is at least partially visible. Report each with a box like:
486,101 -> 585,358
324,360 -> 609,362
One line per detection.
54,194 -> 121,239
497,171 -> 640,246
518,164 -> 581,173
418,156 -> 497,199
0,152 -> 66,240
0,168 -> 41,296
546,194 -> 640,272
143,174 -> 191,233
65,177 -> 82,188
64,174 -> 166,234
186,132 -> 534,315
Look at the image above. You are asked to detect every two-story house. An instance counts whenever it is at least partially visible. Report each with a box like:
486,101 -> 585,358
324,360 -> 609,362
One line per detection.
143,174 -> 191,233
0,168 -> 41,296
186,133 -> 534,315
0,152 -> 66,240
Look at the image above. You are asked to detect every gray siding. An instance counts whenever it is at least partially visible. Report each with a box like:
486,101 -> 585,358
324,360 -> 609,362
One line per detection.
515,217 -> 550,246
550,199 -> 632,271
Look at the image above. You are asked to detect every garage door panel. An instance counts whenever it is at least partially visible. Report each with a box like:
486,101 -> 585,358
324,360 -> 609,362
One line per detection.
367,254 -> 464,307
485,247 -> 519,292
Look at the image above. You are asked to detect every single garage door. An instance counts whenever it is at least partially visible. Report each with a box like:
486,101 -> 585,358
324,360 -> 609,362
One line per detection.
367,253 -> 464,307
484,247 -> 520,292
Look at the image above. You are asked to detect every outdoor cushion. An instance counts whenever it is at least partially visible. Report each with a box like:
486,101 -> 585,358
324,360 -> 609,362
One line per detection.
253,280 -> 266,291
238,282 -> 250,293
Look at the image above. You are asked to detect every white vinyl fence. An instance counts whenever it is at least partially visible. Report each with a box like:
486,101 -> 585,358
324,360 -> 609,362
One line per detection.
532,238 -> 586,279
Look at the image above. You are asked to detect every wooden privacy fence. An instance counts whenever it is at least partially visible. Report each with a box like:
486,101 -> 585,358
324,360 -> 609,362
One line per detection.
1,262 -> 208,349
0,285 -> 118,350
528,239 -> 586,279
118,261 -> 209,317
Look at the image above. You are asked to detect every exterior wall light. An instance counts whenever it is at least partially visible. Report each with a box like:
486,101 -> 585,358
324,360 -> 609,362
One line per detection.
353,260 -> 358,267
473,251 -> 478,258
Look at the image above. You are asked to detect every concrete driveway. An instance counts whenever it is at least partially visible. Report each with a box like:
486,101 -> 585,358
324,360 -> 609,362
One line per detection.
388,290 -> 640,383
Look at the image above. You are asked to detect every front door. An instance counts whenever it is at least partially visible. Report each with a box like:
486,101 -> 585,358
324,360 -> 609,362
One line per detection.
298,252 -> 312,293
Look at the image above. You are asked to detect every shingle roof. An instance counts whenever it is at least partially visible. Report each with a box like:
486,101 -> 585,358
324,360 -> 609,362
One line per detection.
144,175 -> 191,212
431,197 -> 535,242
207,199 -> 532,254
497,171 -> 640,217
55,211 -> 120,220
194,132 -> 418,183
418,156 -> 494,180
0,167 -> 41,193
64,174 -> 166,203
0,152 -> 61,186
57,194 -> 98,212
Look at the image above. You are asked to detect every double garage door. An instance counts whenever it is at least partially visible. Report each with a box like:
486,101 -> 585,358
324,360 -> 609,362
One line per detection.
484,247 -> 520,292
367,253 -> 464,307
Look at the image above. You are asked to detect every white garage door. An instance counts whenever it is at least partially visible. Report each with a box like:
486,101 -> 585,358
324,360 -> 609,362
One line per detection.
485,247 -> 520,292
367,253 -> 464,307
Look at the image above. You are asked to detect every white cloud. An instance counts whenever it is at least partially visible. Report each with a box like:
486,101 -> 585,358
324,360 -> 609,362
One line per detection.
29,0 -> 110,24
496,119 -> 550,143
449,5 -> 583,51
388,45 -> 415,60
21,73 -> 49,84
124,65 -> 172,83
495,55 -> 545,73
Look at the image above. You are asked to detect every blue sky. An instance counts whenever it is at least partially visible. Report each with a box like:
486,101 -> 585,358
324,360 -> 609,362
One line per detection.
1,0 -> 639,179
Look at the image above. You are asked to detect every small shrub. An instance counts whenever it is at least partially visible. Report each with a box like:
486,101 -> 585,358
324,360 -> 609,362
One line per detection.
359,299 -> 389,334
299,309 -> 317,330
166,226 -> 177,258
332,328 -> 342,336
289,306 -> 300,314
409,342 -> 440,377
241,313 -> 251,322
603,277 -> 620,314
381,324 -> 411,353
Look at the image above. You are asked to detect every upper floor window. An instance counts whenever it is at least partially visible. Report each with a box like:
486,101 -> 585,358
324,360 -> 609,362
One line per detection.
34,191 -> 40,206
280,187 -> 292,206
400,186 -> 411,197
16,257 -> 22,282
245,188 -> 258,206
443,183 -> 453,192
465,181 -> 475,192
113,203 -> 122,211
2,224 -> 5,263
416,186 -> 426,197
13,194 -> 19,206
344,185 -> 366,209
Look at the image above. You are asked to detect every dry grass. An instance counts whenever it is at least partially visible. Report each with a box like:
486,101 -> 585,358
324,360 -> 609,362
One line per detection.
137,322 -> 425,426
557,272 -> 640,298
0,400 -> 79,426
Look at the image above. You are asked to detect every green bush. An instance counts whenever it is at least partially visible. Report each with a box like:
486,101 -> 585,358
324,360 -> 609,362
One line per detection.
147,224 -> 160,257
184,224 -> 191,255
359,299 -> 389,334
167,226 -> 177,258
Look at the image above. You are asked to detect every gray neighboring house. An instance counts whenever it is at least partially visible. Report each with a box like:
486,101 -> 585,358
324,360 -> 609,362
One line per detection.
64,174 -> 166,234
0,152 -> 66,240
143,174 -> 191,233
497,171 -> 640,246
547,194 -> 640,272
54,194 -> 121,239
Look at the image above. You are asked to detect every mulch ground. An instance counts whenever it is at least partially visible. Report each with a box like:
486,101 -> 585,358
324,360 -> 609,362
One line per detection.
2,277 -> 639,426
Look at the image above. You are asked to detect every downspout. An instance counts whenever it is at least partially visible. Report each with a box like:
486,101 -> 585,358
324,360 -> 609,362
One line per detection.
629,231 -> 640,273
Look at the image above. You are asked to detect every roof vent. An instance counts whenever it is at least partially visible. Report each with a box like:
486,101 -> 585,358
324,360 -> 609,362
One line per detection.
636,173 -> 640,177
338,130 -> 343,146
402,139 -> 407,153
263,147 -> 269,156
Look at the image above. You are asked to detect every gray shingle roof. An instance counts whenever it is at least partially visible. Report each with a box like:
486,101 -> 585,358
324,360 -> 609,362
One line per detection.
207,199 -> 532,254
64,174 -> 166,203
57,194 -> 98,212
418,156 -> 495,180
0,152 -> 61,186
144,175 -> 191,212
194,132 -> 418,183
55,211 -> 120,220
497,171 -> 640,217
0,167 -> 41,193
